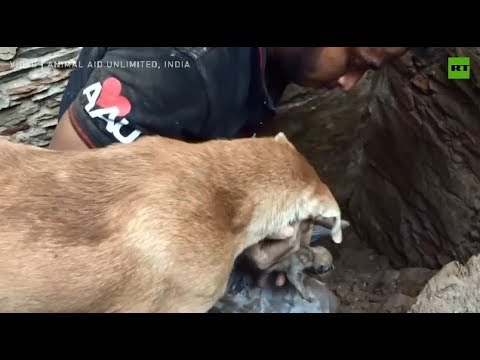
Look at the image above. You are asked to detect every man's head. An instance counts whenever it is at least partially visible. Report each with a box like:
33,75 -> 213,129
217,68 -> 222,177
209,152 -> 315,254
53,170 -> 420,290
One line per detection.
268,47 -> 409,91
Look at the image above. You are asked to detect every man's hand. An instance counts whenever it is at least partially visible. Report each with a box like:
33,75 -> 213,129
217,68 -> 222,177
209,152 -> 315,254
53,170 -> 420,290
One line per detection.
243,220 -> 315,287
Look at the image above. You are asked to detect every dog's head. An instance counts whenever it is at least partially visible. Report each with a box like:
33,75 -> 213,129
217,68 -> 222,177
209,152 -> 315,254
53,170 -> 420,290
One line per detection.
242,132 -> 343,246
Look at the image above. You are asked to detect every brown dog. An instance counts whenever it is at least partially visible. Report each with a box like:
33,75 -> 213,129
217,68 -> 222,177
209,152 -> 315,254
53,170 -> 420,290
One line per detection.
0,132 -> 343,312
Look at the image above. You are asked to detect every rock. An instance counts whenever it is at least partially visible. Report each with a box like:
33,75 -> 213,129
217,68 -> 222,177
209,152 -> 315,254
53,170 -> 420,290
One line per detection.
369,269 -> 400,292
337,248 -> 382,273
28,66 -> 59,81
0,92 -> 9,110
16,47 -> 66,59
28,106 -> 61,123
269,72 -> 374,206
0,61 -> 12,72
471,230 -> 480,240
0,122 -> 30,136
11,127 -> 47,143
397,267 -> 436,297
0,101 -> 39,127
1,78 -> 34,95
0,47 -> 17,61
0,47 -> 80,83
410,73 -> 431,94
40,118 -> 59,129
0,47 -> 80,146
45,98 -> 60,108
381,293 -> 416,313
0,66 -> 32,84
32,82 -> 68,102
0,77 -> 50,101
335,284 -> 350,299
410,254 -> 480,313
35,70 -> 72,85
349,47 -> 480,268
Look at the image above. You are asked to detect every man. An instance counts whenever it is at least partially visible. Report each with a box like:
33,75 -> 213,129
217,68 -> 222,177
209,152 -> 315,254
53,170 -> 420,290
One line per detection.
48,47 -> 409,293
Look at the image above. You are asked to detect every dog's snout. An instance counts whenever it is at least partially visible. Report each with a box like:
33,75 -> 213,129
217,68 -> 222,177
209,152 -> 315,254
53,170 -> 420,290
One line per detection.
306,263 -> 332,275
315,264 -> 332,274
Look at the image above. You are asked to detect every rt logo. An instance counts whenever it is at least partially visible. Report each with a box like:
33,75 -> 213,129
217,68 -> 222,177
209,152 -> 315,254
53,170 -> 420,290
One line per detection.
448,57 -> 470,79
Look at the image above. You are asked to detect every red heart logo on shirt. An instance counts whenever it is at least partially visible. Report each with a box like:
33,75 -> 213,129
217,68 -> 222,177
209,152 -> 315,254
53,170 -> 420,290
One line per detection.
96,77 -> 132,117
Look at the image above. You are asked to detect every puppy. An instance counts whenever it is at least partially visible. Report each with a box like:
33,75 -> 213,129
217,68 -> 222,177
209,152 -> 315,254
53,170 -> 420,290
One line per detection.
257,244 -> 334,302
0,132 -> 343,312
243,209 -> 344,274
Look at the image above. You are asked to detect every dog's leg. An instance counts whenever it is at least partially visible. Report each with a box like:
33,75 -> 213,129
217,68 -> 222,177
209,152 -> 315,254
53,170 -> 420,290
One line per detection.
244,221 -> 302,271
266,225 -> 295,240
297,220 -> 314,247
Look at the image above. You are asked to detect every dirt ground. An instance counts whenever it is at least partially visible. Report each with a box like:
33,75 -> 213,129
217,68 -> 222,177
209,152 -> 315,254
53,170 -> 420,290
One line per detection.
318,228 -> 437,313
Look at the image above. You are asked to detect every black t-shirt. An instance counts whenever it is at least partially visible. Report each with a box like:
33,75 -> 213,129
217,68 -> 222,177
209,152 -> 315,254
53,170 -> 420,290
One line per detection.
60,47 -> 282,147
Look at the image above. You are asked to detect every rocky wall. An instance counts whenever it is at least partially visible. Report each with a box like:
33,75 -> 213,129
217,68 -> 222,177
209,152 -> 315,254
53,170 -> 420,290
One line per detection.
349,48 -> 480,269
0,47 -> 81,147
271,72 -> 374,207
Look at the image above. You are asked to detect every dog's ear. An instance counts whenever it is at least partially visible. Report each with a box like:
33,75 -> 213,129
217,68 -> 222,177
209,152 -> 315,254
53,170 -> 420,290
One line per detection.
274,132 -> 288,142
274,132 -> 295,149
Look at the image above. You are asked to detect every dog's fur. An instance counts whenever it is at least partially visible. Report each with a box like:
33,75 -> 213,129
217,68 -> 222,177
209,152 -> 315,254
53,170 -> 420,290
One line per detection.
0,132 -> 342,312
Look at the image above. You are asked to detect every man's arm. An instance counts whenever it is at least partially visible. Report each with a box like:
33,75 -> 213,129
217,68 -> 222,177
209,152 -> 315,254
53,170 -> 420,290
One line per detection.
243,221 -> 314,269
49,110 -> 90,151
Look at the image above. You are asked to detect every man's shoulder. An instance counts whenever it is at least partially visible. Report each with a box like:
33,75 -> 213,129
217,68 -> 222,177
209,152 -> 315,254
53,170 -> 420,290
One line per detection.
172,47 -> 254,62
171,47 -> 220,60
176,47 -> 256,72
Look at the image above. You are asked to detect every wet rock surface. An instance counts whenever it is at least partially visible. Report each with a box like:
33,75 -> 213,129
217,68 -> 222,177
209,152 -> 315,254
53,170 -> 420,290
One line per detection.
270,47 -> 480,271
349,47 -> 480,269
269,72 -> 374,206
318,230 -> 435,313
